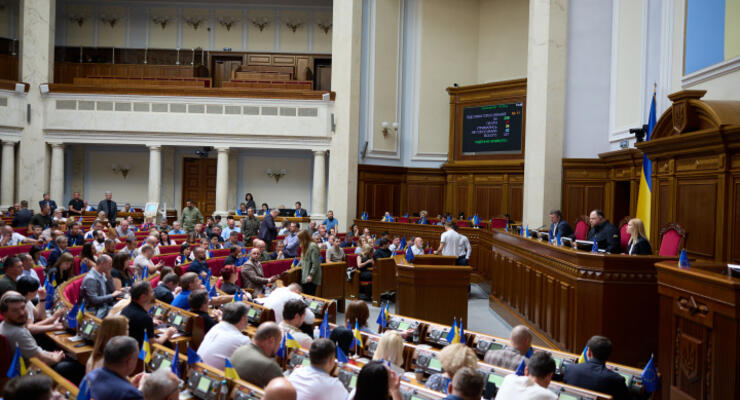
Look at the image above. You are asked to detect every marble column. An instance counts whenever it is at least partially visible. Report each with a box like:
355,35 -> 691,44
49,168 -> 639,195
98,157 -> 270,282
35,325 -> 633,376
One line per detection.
214,147 -> 229,217
327,0 -> 362,232
18,0 -> 55,207
147,145 -> 162,205
1,141 -> 16,206
48,143 -> 65,206
311,150 -> 327,220
522,0 -> 568,227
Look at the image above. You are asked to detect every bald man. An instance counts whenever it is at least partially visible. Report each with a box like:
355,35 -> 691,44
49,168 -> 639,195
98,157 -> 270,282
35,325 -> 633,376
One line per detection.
231,322 -> 283,387
241,248 -> 277,296
484,325 -> 533,370
263,377 -> 296,400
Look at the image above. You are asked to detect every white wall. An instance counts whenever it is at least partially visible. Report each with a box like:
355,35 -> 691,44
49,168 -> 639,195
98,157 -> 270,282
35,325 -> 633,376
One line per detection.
237,151 -> 313,213
84,146 -> 149,206
477,0 -> 529,83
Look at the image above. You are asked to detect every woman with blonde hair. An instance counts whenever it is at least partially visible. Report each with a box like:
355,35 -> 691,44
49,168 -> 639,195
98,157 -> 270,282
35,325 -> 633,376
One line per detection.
626,218 -> 652,255
86,315 -> 129,372
425,343 -> 478,392
298,229 -> 321,295
372,331 -> 405,376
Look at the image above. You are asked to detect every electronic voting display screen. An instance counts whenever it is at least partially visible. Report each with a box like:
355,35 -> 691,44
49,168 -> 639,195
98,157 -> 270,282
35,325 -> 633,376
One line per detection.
461,103 -> 523,154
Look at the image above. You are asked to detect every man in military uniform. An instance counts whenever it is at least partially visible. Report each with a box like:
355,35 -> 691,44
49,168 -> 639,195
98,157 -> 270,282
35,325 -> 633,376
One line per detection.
180,199 -> 204,233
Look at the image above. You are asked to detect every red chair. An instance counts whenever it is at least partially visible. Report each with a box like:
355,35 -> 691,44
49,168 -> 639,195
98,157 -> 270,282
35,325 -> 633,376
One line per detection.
63,276 -> 85,305
347,255 -> 358,268
177,263 -> 190,275
68,246 -> 83,256
491,218 -> 508,229
262,259 -> 294,278
152,253 -> 179,268
149,275 -> 161,288
573,216 -> 589,240
343,247 -> 357,255
0,334 -> 11,389
13,227 -> 27,235
73,257 -> 82,275
658,223 -> 686,257
618,216 -> 632,253
456,220 -> 470,227
34,267 -> 45,285
211,248 -> 230,258
206,257 -> 227,277
170,234 -> 187,242
158,245 -> 180,255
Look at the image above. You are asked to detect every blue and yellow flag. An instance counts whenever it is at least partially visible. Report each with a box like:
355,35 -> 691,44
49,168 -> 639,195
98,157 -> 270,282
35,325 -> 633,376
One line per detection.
471,214 -> 480,227
6,345 -> 26,378
352,321 -> 363,349
139,331 -> 152,364
292,258 -> 300,268
445,318 -> 457,343
636,90 -> 657,236
66,303 -> 80,329
171,343 -> 180,378
44,275 -> 55,310
76,301 -> 85,327
76,377 -> 91,400
577,345 -> 589,364
285,332 -> 301,349
376,303 -> 388,330
224,358 -> 239,380
276,334 -> 287,359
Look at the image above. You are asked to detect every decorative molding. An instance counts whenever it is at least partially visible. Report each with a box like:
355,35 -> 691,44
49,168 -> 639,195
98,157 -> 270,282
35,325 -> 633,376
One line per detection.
681,56 -> 740,87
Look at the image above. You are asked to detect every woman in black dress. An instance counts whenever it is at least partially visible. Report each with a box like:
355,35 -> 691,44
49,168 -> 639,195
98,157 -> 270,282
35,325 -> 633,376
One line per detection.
626,218 -> 653,255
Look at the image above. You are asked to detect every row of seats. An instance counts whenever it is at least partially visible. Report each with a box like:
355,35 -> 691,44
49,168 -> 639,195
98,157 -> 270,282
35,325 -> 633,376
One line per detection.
222,80 -> 313,90
233,71 -> 292,81
73,76 -> 212,88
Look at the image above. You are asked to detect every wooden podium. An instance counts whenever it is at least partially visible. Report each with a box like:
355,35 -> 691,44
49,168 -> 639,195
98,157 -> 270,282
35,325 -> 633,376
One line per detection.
395,255 -> 472,326
655,261 -> 740,399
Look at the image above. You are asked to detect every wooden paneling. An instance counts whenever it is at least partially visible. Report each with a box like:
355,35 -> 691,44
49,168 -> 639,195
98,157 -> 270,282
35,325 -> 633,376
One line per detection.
357,165 -> 444,219
676,180 -> 717,258
47,83 -> 334,100
182,158 -> 217,217
0,54 -> 19,81
54,62 -> 196,83
733,179 -> 740,263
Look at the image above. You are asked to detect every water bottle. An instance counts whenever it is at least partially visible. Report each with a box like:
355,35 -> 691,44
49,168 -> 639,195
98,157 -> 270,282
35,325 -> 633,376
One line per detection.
218,380 -> 228,400
313,326 -> 320,339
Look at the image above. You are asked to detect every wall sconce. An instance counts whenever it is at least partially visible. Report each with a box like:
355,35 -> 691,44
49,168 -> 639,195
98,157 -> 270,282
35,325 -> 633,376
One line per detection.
99,14 -> 120,28
111,163 -> 131,178
251,17 -> 270,31
218,16 -> 239,31
381,121 -> 399,136
317,21 -> 332,34
184,16 -> 204,30
152,16 -> 172,30
285,19 -> 303,33
68,14 -> 86,27
266,168 -> 288,183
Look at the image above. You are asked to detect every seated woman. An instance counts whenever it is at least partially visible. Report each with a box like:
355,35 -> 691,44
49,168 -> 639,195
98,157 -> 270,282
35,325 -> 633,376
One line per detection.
258,203 -> 269,216
236,202 -> 248,216
220,266 -> 241,295
16,276 -> 65,335
351,361 -> 402,400
626,218 -> 653,255
353,245 -> 375,300
188,289 -> 219,333
175,243 -> 192,265
46,252 -> 74,284
80,242 -> 97,273
372,331 -> 406,376
425,343 -> 478,393
159,230 -> 176,246
345,300 -> 374,334
86,315 -> 129,372
111,252 -> 135,289
29,245 -> 47,268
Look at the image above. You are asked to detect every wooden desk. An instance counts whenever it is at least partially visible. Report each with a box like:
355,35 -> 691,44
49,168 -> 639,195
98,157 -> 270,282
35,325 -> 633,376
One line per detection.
395,256 -> 472,326
490,229 -> 675,366
316,261 -> 347,310
655,261 -> 740,399
371,257 -> 398,306
27,357 -> 79,398
45,330 -> 94,366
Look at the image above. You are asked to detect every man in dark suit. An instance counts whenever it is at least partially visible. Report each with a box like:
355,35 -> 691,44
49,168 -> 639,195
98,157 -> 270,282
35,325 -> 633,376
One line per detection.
38,193 -> 57,214
12,200 -> 34,227
258,209 -> 279,248
562,335 -> 631,400
548,209 -> 574,242
586,209 -> 621,253
97,191 -> 118,226
293,201 -> 308,217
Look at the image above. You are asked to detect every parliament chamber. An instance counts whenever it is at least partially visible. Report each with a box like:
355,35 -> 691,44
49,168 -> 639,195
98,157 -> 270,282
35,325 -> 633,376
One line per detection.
1,0 -> 739,400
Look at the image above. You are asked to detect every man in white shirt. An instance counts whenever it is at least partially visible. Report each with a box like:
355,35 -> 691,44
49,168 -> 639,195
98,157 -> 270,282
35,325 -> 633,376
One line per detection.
278,299 -> 312,349
410,237 -> 425,256
257,283 -> 315,325
288,339 -> 349,400
0,225 -> 34,246
495,351 -> 557,400
454,225 -> 472,266
196,302 -> 251,370
434,221 -> 462,257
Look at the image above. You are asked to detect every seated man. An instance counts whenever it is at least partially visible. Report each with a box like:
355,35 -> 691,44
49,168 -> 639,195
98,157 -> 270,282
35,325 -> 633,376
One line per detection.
278,299 -> 312,349
0,257 -> 22,297
196,302 -> 251,370
81,254 -> 124,318
115,220 -> 136,242
495,351 -> 557,400
293,201 -> 308,217
484,325 -> 533,370
241,248 -> 277,296
188,289 -> 218,333
321,210 -> 339,232
121,281 -> 177,348
2,374 -> 58,400
586,210 -> 621,253
325,236 -> 346,263
409,237 -> 425,256
258,283 -> 315,325
66,222 -> 85,246
288,339 -> 348,400
187,246 -> 209,276
133,244 -> 163,275
263,377 -> 297,400
1,225 -> 36,246
221,216 -> 241,241
270,241 -> 286,260
153,272 -> 180,304
168,221 -> 185,235
444,367 -> 485,400
84,336 -> 145,400
224,231 -> 245,249
47,236 -> 69,267
548,209 -> 574,242
373,238 -> 392,259
0,293 -> 84,384
231,322 -> 284,387
224,245 -> 242,266
561,336 -> 631,400
140,369 -> 180,400
254,239 -> 272,262
171,272 -> 203,309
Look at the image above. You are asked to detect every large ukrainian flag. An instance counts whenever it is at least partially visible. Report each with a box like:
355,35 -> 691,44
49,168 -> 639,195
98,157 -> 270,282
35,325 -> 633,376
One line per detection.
636,90 -> 657,236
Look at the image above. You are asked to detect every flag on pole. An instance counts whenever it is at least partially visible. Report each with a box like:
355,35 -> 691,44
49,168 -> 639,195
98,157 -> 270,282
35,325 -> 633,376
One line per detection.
224,358 -> 239,380
352,321 -> 363,349
577,346 -> 589,364
276,334 -> 287,359
171,343 -> 180,378
319,310 -> 330,338
514,358 -> 526,376
336,344 -> 349,363
636,89 -> 657,236
405,245 -> 415,262
556,231 -> 562,246
76,377 -> 91,400
45,275 -> 55,310
285,332 -> 301,349
679,249 -> 690,268
76,300 -> 85,327
139,331 -> 152,364
445,318 -> 457,343
591,240 -> 599,253
641,354 -> 659,393
187,348 -> 202,365
6,346 -> 27,377
66,303 -> 80,329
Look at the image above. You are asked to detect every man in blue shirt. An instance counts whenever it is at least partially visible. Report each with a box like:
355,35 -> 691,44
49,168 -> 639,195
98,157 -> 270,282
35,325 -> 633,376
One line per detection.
171,272 -> 202,309
187,246 -> 209,276
221,216 -> 241,241
168,221 -> 186,235
283,222 -> 300,258
322,210 -> 339,232
84,336 -> 145,400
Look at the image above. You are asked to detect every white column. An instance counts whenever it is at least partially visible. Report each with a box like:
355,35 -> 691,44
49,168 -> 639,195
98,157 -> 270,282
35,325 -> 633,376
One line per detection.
147,145 -> 162,204
522,0 -> 569,227
214,147 -> 230,216
327,0 -> 362,232
18,0 -> 55,207
311,150 -> 327,220
1,141 -> 16,206
48,143 -> 65,206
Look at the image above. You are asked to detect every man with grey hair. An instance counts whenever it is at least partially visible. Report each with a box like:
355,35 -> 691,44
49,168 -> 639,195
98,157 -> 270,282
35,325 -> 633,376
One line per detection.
484,325 -> 533,370
81,254 -> 124,318
241,247 -> 277,296
17,253 -> 40,284
116,219 -> 136,241
97,191 -> 118,227
232,321 -> 284,387
84,336 -> 145,400
133,244 -> 163,276
140,369 -> 179,400
196,301 -> 251,369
